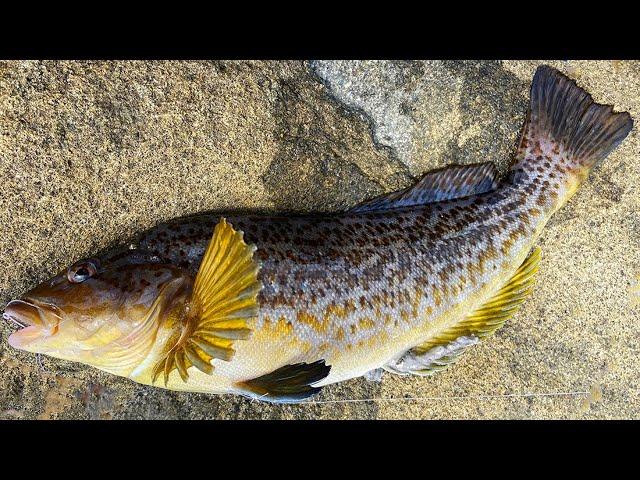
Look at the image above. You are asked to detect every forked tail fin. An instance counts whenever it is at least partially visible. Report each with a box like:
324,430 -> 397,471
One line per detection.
510,66 -> 633,209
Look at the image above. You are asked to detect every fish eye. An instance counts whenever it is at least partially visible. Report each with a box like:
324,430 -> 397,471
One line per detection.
67,259 -> 100,284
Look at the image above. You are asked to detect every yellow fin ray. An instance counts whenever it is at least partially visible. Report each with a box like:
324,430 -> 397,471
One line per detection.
183,345 -> 213,375
152,218 -> 262,385
196,327 -> 252,340
425,246 -> 540,350
386,247 -> 541,376
175,351 -> 189,382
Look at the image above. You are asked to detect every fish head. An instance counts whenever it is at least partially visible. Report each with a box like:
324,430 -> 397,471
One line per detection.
3,246 -> 192,373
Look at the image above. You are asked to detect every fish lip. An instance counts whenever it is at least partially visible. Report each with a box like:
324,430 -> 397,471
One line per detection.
4,298 -> 63,350
3,297 -> 61,330
3,299 -> 40,328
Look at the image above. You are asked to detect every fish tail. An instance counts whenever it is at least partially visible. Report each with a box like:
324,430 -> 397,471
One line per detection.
510,66 -> 633,209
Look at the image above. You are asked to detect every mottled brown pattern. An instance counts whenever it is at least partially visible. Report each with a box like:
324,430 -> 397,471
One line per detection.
138,175 -> 550,361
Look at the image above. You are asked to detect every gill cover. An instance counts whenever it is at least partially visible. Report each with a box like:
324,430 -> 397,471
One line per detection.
152,218 -> 263,384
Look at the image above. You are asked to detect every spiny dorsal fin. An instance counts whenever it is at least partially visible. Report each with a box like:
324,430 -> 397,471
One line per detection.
385,247 -> 541,376
237,360 -> 331,403
152,218 -> 262,385
349,162 -> 500,213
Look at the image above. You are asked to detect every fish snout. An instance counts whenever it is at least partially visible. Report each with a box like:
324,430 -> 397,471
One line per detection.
4,298 -> 63,350
3,299 -> 43,328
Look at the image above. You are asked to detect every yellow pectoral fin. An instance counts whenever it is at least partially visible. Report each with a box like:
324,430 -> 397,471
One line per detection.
386,247 -> 541,376
152,218 -> 263,385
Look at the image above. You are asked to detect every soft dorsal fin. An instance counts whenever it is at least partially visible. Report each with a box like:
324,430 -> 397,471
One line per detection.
385,247 -> 541,376
152,218 -> 262,385
349,162 -> 500,213
237,360 -> 332,403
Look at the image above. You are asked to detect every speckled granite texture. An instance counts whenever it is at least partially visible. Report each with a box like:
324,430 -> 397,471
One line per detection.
1,60 -> 637,419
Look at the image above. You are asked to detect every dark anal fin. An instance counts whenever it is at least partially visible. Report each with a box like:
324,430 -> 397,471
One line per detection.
237,360 -> 331,403
349,162 -> 500,213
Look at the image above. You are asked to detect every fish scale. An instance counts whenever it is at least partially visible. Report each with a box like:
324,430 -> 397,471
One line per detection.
136,180 -> 547,386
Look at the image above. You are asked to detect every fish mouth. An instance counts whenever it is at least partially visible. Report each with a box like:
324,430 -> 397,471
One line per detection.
3,298 -> 61,349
